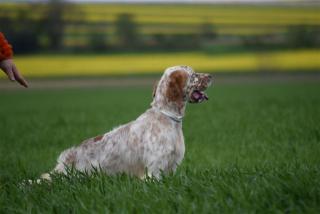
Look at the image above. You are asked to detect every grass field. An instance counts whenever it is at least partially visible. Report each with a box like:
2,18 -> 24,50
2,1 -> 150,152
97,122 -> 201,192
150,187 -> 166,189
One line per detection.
0,81 -> 320,212
9,49 -> 320,77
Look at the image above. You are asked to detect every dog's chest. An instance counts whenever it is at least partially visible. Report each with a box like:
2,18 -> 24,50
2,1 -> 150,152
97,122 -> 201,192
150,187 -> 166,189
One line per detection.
147,123 -> 185,165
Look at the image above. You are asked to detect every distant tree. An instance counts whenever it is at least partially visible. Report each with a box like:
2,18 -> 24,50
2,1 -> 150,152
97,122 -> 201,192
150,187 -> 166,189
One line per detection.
199,21 -> 217,41
89,32 -> 109,52
287,25 -> 320,48
41,0 -> 73,50
151,33 -> 200,51
114,13 -> 140,49
0,6 -> 43,53
241,35 -> 265,47
0,1 -> 83,53
0,8 -> 14,39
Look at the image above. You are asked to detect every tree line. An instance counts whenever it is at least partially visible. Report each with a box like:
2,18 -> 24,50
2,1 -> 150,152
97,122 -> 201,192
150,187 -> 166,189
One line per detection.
0,0 -> 319,54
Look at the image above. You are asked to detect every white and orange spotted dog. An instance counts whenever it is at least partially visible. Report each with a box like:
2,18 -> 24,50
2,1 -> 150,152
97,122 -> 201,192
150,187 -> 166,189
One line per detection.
39,65 -> 212,181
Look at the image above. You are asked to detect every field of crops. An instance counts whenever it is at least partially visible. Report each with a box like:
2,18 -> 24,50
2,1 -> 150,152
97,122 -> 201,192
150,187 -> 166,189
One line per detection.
0,82 -> 320,212
77,4 -> 320,35
8,49 -> 320,77
1,3 -> 320,37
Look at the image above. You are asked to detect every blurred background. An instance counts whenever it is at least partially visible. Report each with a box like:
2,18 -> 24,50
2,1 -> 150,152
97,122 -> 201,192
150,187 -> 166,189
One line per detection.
0,0 -> 319,86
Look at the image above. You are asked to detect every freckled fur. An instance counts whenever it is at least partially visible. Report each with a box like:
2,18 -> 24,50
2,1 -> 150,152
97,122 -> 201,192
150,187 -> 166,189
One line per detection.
40,65 -> 212,180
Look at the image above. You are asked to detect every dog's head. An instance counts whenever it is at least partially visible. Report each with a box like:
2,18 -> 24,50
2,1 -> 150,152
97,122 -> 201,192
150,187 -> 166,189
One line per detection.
153,66 -> 213,107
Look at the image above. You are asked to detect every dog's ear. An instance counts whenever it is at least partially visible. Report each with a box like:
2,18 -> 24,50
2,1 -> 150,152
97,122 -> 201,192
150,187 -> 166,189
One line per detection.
152,80 -> 159,98
166,70 -> 188,103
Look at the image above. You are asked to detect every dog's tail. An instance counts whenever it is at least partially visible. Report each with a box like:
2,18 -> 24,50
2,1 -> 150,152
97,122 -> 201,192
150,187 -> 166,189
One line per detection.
38,173 -> 52,183
25,172 -> 52,185
22,148 -> 75,186
18,172 -> 52,187
30,152 -> 71,184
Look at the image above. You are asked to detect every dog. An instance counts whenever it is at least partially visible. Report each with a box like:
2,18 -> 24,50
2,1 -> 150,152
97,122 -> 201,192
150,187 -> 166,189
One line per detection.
39,65 -> 212,181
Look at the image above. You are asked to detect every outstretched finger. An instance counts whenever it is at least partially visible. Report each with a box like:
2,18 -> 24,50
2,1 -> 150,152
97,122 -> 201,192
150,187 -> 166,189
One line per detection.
3,66 -> 15,81
12,64 -> 28,88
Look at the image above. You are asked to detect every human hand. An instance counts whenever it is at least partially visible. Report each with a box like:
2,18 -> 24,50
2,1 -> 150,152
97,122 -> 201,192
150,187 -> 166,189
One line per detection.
0,59 -> 28,88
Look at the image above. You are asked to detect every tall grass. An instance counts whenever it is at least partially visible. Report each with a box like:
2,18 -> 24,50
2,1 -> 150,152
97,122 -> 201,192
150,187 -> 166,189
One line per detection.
0,82 -> 319,212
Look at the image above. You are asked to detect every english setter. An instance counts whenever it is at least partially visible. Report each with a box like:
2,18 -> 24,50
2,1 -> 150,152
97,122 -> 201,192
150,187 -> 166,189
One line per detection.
40,65 -> 212,181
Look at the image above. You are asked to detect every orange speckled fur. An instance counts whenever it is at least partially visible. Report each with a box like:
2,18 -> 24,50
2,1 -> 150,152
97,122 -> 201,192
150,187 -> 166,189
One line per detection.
37,66 -> 212,182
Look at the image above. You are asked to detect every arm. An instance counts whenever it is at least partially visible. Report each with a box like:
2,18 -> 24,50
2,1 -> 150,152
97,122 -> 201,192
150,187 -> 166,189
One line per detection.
0,32 -> 28,88
0,32 -> 13,61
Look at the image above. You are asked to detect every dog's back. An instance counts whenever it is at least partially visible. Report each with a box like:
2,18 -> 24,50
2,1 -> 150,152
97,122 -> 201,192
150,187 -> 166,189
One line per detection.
48,108 -> 184,179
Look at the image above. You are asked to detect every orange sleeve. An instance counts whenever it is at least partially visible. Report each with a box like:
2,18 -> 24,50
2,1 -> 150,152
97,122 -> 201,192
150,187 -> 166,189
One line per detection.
0,32 -> 13,61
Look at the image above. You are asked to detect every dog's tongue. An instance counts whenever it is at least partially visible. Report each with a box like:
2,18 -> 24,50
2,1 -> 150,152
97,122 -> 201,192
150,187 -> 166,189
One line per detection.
192,90 -> 208,102
192,91 -> 201,100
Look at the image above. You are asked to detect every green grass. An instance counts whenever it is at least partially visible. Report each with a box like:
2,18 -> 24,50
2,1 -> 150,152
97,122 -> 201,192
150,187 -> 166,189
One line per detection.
0,82 -> 320,213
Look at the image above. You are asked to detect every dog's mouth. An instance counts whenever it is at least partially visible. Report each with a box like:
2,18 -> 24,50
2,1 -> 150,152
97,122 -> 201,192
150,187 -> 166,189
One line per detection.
189,89 -> 209,103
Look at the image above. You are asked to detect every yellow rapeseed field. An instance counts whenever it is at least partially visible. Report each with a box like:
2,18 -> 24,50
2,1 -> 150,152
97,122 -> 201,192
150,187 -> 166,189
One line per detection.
1,3 -> 320,36
7,49 -> 320,78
